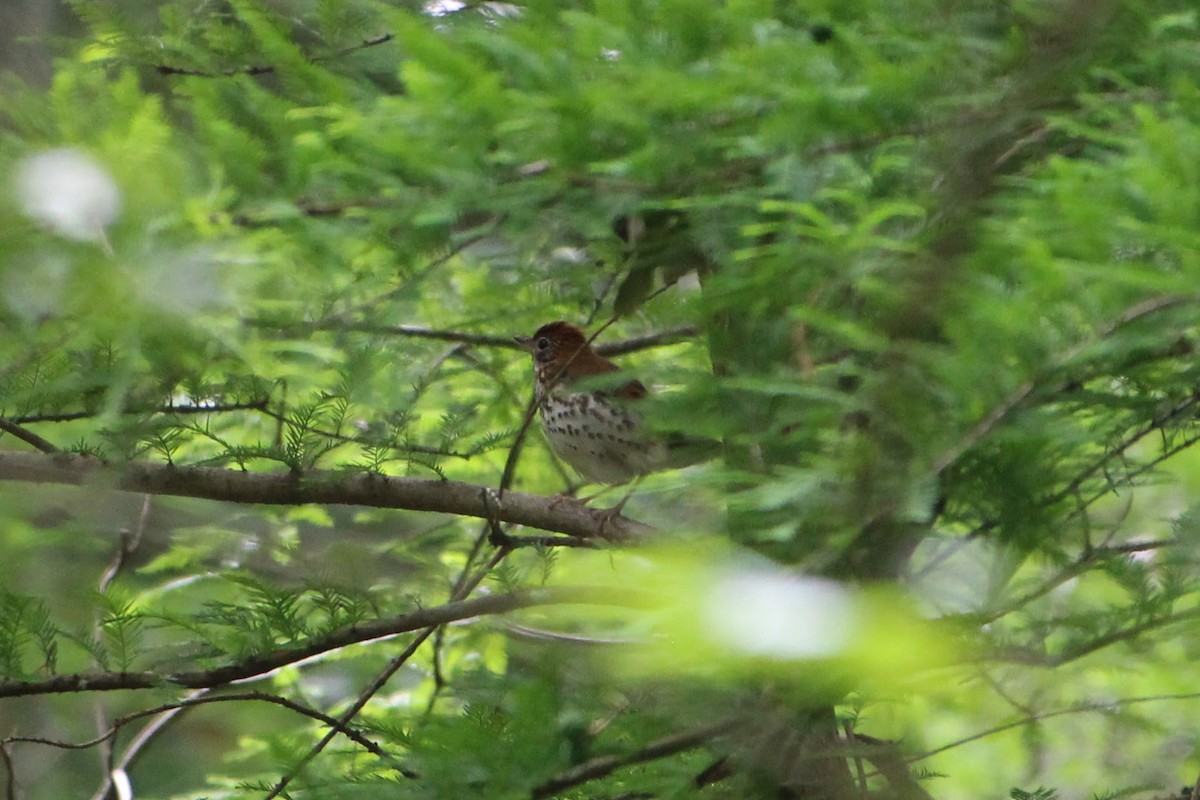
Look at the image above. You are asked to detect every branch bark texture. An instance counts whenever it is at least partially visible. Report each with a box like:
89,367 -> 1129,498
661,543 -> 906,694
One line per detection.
0,452 -> 652,540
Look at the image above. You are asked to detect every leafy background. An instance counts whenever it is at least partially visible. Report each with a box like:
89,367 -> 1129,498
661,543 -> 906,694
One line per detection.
2,1 -> 1200,798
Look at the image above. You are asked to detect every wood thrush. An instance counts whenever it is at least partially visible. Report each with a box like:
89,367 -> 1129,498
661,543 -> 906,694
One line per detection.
514,321 -> 663,485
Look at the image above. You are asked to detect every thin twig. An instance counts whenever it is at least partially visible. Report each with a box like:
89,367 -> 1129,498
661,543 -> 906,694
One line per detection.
531,719 -> 738,799
6,687 -> 418,787
155,33 -> 395,77
339,232 -> 495,318
852,734 -> 935,800
247,320 -> 517,348
245,320 -> 697,357
966,539 -> 1175,625
425,521 -> 508,717
1049,606 -> 1200,666
0,740 -> 15,800
845,720 -> 868,799
97,496 -> 152,594
586,271 -> 620,326
909,692 -> 1200,765
503,623 -> 639,646
11,399 -> 269,425
90,495 -> 154,800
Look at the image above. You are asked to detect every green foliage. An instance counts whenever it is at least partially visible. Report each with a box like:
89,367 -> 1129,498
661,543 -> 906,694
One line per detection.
182,574 -> 383,658
2,1 -> 1200,799
0,591 -> 58,679
94,590 -> 146,672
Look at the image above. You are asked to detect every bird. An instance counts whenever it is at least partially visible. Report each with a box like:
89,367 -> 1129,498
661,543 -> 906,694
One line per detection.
514,321 -> 661,486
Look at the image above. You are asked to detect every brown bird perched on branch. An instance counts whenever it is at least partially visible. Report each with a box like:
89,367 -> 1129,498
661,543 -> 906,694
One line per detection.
515,321 -> 714,490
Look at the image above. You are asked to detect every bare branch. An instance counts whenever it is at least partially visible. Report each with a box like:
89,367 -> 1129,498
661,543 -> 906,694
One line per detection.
984,606 -> 1200,668
967,539 -> 1176,625
0,586 -> 655,699
0,740 -> 14,800
503,623 -> 639,646
853,734 -> 935,800
531,719 -> 738,799
97,496 -> 152,594
156,33 -> 395,77
8,690 -> 402,767
596,327 -> 699,357
1050,606 -> 1200,666
0,418 -> 58,453
245,320 -> 697,357
155,63 -> 275,77
910,692 -> 1200,764
0,452 -> 653,541
12,399 -> 270,425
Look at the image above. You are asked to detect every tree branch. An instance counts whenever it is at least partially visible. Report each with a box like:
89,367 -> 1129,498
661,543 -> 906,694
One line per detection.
0,418 -> 58,453
530,719 -> 738,799
852,734 -> 936,800
11,399 -> 270,425
0,740 -> 14,800
6,690 -> 406,770
245,320 -> 697,357
0,452 -> 653,541
909,692 -> 1200,765
0,586 -> 654,699
984,605 -> 1200,667
155,33 -> 395,77
965,539 -> 1176,625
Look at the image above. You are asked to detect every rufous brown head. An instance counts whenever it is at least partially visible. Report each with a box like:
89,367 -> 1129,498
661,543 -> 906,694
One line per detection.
515,321 -> 646,399
514,321 -> 588,373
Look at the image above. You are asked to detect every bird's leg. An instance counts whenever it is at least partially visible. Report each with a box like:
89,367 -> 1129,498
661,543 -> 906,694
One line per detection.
548,481 -> 623,512
593,479 -> 641,539
547,482 -> 586,512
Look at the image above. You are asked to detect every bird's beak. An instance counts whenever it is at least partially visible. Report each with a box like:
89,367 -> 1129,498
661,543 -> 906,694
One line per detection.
513,335 -> 532,351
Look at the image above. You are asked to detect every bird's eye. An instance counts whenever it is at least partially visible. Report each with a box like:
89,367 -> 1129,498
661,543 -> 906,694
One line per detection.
536,337 -> 551,350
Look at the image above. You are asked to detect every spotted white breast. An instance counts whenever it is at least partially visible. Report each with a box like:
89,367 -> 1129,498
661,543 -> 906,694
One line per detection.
538,389 -> 661,484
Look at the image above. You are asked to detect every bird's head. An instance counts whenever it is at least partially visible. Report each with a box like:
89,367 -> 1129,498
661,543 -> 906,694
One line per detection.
514,321 -> 589,371
515,321 -> 646,399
